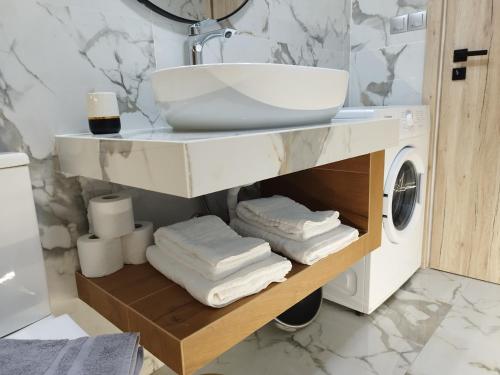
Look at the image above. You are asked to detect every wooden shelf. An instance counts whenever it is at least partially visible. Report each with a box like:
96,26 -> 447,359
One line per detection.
76,151 -> 384,375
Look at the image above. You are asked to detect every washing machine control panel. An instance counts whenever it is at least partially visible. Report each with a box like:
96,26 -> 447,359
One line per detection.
374,106 -> 429,139
335,106 -> 430,139
404,110 -> 414,127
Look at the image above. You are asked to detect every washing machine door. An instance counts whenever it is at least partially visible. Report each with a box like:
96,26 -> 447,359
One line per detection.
383,146 -> 424,244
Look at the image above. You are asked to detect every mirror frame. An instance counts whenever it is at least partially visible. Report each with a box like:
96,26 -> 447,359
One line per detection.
137,0 -> 250,24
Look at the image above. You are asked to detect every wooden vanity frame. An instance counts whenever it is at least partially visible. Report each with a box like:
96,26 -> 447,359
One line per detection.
75,151 -> 384,375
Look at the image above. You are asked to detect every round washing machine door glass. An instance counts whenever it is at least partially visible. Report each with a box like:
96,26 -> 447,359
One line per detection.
383,146 -> 424,244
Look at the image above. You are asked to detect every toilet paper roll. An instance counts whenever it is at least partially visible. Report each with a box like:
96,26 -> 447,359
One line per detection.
87,205 -> 94,234
89,193 -> 134,239
121,221 -> 154,265
77,234 -> 124,278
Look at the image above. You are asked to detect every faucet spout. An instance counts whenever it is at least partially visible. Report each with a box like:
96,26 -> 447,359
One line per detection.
187,20 -> 237,65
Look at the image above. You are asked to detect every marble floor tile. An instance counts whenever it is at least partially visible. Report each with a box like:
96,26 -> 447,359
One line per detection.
407,304 -> 500,375
401,268 -> 472,306
192,289 -> 450,375
456,277 -> 500,318
151,269 -> 500,375
403,268 -> 500,316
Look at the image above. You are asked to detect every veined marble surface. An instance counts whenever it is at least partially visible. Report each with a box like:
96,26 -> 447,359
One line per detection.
150,268 -> 500,375
405,269 -> 500,375
56,118 -> 399,198
348,0 -> 427,106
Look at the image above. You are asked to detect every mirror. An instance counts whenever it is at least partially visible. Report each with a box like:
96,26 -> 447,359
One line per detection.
138,0 -> 250,23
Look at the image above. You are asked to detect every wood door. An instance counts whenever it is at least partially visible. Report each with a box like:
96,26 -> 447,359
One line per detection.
430,0 -> 500,283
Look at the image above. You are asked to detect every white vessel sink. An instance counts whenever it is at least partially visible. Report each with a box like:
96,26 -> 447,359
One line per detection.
152,63 -> 349,131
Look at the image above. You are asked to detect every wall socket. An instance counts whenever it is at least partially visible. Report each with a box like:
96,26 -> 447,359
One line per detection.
408,11 -> 427,31
390,14 -> 408,34
390,10 -> 426,34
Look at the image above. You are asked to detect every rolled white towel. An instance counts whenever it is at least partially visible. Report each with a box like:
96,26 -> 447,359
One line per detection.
147,246 -> 292,308
156,236 -> 270,281
236,195 -> 340,240
154,215 -> 271,277
231,218 -> 359,265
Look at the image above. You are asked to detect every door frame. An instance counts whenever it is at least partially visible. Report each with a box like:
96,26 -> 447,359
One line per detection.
421,0 -> 447,267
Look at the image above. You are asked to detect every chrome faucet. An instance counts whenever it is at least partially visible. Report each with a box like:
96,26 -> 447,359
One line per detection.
187,19 -> 236,65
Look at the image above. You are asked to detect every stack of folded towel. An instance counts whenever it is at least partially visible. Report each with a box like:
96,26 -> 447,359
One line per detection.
147,215 -> 292,308
231,195 -> 359,265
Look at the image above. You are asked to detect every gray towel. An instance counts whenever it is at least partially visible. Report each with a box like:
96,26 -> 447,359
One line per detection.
0,339 -> 68,375
0,333 -> 143,375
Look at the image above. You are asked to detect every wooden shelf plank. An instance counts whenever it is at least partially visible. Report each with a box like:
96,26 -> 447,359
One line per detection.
75,151 -> 385,375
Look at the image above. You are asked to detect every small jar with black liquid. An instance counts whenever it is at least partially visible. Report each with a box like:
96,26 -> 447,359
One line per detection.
87,92 -> 121,134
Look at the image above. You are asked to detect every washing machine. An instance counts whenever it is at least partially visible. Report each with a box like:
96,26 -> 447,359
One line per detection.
324,106 -> 430,314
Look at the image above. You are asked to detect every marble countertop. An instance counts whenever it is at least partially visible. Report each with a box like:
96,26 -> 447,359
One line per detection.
56,118 -> 399,198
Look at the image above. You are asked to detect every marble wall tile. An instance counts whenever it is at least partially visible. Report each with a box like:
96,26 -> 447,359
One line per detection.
200,35 -> 274,65
349,41 -> 425,106
228,0 -> 271,39
150,0 -> 353,80
268,0 -> 350,69
154,0 -> 352,69
348,0 -> 427,106
1,1 -> 160,148
0,0 -> 162,263
149,9 -> 190,69
351,0 -> 427,52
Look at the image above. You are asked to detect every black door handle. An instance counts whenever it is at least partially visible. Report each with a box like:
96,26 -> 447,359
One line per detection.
454,48 -> 488,62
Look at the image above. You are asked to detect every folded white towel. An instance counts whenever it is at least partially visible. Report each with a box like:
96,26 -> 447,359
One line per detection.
231,218 -> 359,265
154,215 -> 271,278
236,195 -> 340,240
237,214 -> 341,243
156,236 -> 270,281
147,245 -> 292,308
